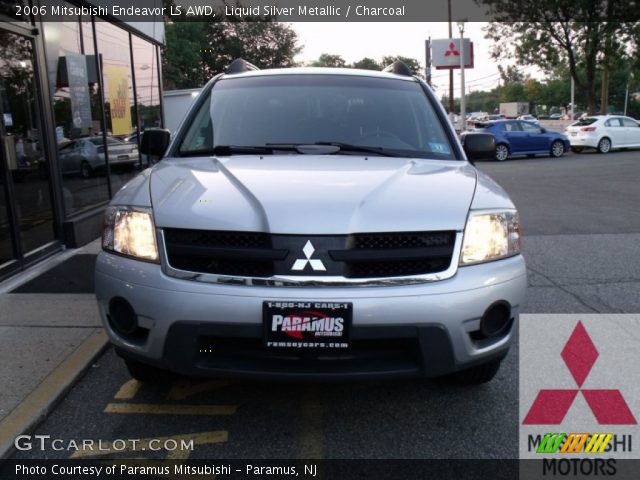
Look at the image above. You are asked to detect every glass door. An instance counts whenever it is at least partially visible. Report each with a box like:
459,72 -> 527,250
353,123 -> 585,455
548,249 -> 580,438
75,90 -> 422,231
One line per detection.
0,27 -> 57,278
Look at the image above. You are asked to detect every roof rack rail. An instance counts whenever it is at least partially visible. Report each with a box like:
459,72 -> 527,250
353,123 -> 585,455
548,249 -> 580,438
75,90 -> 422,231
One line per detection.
382,61 -> 413,77
225,58 -> 260,74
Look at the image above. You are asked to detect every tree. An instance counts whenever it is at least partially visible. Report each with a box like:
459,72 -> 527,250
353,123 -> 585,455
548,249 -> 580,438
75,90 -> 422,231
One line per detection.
162,18 -> 300,89
482,0 -> 636,114
352,57 -> 381,70
310,54 -> 346,68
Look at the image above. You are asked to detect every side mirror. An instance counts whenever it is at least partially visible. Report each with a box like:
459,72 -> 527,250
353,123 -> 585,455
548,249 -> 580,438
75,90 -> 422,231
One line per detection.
462,133 -> 496,161
140,129 -> 171,158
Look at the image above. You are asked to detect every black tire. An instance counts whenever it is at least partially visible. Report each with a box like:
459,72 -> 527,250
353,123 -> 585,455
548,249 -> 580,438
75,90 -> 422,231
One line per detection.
495,144 -> 509,162
125,358 -> 172,383
597,137 -> 611,154
447,359 -> 502,385
550,140 -> 565,158
80,161 -> 93,179
570,146 -> 584,153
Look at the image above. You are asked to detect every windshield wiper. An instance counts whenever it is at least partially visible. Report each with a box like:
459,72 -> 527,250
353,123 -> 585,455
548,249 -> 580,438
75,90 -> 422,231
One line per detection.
179,145 -> 300,157
313,142 -> 405,157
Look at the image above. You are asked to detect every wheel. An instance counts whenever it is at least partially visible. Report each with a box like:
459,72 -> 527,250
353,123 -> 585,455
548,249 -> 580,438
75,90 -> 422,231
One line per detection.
550,140 -> 565,158
597,137 -> 611,154
125,358 -> 172,383
80,161 -> 93,178
447,358 -> 502,385
570,146 -> 583,153
495,144 -> 509,161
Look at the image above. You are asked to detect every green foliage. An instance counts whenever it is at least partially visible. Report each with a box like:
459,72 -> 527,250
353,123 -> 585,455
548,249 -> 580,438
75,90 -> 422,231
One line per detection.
481,1 -> 637,114
352,57 -> 381,70
162,18 -> 300,89
311,54 -> 346,68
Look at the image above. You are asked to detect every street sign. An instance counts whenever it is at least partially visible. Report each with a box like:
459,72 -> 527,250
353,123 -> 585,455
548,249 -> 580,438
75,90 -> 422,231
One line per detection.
432,38 -> 473,69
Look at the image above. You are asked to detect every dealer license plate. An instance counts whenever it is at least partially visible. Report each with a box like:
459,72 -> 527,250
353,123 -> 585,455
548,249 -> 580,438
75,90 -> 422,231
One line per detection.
263,301 -> 352,349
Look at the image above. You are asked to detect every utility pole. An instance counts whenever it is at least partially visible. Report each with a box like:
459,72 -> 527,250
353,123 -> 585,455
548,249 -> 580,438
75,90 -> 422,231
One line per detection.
570,76 -> 575,121
458,21 -> 466,132
448,0 -> 453,114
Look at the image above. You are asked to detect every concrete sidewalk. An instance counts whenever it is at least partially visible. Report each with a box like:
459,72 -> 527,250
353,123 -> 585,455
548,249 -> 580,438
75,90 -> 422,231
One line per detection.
0,239 -> 108,459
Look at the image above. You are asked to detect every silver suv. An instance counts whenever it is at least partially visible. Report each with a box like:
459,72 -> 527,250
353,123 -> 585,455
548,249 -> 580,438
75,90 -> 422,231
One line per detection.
95,60 -> 526,384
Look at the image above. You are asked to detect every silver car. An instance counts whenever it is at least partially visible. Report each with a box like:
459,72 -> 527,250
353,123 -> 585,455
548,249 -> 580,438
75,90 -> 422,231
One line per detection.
95,60 -> 526,384
59,136 -> 139,178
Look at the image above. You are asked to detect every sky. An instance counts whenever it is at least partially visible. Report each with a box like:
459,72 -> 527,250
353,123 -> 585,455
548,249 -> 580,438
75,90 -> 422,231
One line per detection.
291,22 -> 543,98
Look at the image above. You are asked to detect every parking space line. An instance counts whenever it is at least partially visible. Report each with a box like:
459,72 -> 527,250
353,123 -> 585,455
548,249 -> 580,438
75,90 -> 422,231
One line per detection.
104,403 -> 237,416
167,379 -> 234,400
113,379 -> 142,400
70,431 -> 228,458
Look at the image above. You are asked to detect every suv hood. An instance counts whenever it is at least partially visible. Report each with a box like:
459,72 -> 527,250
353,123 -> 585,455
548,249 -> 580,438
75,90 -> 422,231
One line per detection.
150,156 -> 477,234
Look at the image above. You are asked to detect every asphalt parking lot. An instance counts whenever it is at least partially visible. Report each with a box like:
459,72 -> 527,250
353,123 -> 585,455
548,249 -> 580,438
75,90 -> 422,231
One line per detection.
9,149 -> 640,462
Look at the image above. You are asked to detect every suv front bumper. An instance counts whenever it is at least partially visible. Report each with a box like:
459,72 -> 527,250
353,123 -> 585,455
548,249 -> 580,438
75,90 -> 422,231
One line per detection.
95,252 -> 526,380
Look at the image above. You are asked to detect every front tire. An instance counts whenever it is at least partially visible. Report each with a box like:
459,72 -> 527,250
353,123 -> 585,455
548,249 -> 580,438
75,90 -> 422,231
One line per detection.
495,144 -> 509,161
447,359 -> 502,385
597,137 -> 611,154
550,140 -> 565,158
125,359 -> 172,383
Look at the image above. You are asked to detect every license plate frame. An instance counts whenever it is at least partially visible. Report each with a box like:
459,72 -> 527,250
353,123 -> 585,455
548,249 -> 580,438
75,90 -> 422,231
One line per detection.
263,301 -> 352,349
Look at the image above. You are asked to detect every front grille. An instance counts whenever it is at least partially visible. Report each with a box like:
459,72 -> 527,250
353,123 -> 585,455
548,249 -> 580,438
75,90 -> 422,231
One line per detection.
163,228 -> 456,279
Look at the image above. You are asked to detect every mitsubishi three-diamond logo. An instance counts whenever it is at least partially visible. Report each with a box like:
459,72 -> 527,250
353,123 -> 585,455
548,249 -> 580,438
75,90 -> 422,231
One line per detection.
523,321 -> 637,425
291,241 -> 326,272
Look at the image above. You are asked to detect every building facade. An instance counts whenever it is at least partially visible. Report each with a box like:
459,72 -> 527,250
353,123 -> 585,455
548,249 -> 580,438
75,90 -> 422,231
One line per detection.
0,1 -> 164,280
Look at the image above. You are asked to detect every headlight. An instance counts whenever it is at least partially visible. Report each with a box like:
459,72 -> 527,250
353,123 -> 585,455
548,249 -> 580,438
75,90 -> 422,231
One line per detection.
460,210 -> 521,265
102,207 -> 158,262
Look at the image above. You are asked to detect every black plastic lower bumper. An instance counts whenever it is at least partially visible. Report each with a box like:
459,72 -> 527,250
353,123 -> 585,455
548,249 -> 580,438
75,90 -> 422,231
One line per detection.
115,322 -> 510,381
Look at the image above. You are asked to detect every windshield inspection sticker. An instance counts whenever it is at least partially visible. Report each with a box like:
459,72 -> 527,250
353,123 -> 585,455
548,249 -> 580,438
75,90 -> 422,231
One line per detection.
429,142 -> 450,154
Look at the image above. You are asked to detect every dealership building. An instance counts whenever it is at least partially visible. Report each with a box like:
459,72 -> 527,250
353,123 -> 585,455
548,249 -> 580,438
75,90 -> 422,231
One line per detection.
0,1 -> 164,280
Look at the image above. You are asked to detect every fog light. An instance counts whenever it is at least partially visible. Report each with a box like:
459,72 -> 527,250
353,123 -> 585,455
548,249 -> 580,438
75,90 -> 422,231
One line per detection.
480,302 -> 511,338
108,297 -> 138,336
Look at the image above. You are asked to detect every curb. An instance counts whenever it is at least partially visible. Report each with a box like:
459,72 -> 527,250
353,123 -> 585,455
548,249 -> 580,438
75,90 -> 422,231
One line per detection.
0,329 -> 109,460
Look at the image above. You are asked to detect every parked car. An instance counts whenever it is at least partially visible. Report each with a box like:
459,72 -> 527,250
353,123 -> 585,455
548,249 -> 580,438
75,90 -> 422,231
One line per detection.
565,115 -> 640,153
467,120 -> 570,161
549,113 -> 562,120
124,132 -> 150,168
517,114 -> 539,124
59,136 -> 139,178
95,59 -> 526,385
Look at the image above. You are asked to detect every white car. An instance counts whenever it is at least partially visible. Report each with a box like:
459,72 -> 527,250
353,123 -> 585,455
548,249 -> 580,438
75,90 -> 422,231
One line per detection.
517,114 -> 539,124
565,115 -> 640,153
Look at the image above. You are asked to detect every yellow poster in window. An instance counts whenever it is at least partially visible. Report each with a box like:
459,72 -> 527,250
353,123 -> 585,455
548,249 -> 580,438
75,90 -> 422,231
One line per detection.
105,65 -> 132,136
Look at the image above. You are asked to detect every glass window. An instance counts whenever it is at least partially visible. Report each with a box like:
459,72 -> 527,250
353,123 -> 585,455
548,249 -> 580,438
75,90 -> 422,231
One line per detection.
605,118 -> 622,127
132,35 -> 161,168
621,118 -> 638,128
179,75 -> 455,160
521,122 -> 541,134
95,22 -> 138,193
43,17 -> 109,216
505,121 -> 521,132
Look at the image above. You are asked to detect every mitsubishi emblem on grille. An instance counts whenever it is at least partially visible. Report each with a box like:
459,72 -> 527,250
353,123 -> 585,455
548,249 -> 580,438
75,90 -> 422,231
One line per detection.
291,241 -> 326,271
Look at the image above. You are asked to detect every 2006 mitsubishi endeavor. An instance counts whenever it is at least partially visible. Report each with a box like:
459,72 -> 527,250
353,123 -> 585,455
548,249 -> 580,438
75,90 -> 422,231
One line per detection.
95,59 -> 526,384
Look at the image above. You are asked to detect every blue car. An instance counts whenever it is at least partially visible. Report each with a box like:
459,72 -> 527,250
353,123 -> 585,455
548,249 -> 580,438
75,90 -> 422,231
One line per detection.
469,120 -> 571,161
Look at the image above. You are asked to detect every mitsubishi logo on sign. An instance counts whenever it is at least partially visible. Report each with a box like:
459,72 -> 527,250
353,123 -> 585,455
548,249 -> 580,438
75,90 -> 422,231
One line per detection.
431,38 -> 474,69
291,241 -> 326,272
444,41 -> 460,57
523,321 -> 637,425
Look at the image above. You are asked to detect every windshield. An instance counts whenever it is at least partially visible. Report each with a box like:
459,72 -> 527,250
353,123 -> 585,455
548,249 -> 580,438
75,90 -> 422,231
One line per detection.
177,74 -> 455,159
